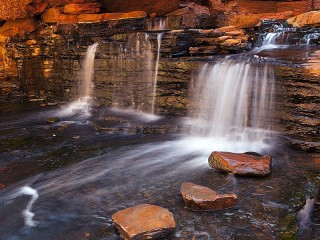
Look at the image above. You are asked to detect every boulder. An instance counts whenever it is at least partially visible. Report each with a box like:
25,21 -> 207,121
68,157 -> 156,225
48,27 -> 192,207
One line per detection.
287,11 -> 320,28
99,0 -> 179,16
63,3 -> 101,15
181,182 -> 238,211
208,151 -> 271,176
112,204 -> 176,240
0,18 -> 39,37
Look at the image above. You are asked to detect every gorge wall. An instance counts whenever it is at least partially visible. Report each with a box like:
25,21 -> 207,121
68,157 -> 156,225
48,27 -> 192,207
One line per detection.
0,0 -> 319,152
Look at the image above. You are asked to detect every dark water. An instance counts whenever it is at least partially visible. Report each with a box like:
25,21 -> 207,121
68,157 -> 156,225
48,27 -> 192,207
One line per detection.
1,43 -> 320,239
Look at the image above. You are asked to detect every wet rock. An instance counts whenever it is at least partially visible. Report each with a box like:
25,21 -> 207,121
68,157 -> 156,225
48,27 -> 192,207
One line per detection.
208,151 -> 271,176
46,117 -> 60,123
181,182 -> 238,211
112,204 -> 176,240
0,18 -> 39,37
64,3 -> 101,15
100,0 -> 179,16
189,46 -> 218,55
287,11 -> 320,28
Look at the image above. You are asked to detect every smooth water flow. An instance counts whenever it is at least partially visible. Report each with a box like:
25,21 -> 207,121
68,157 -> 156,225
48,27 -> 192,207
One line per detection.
151,33 -> 163,114
59,43 -> 98,117
189,57 -> 274,148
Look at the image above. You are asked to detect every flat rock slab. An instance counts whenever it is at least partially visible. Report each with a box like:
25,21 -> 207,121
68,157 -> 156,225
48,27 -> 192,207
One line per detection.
208,151 -> 271,176
181,182 -> 237,211
112,204 -> 176,240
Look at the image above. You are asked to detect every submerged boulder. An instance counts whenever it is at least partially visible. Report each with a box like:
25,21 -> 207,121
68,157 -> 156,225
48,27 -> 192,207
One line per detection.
181,182 -> 238,211
112,204 -> 176,240
208,151 -> 271,176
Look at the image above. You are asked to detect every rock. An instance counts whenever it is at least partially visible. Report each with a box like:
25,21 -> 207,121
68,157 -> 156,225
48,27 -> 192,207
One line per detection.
181,182 -> 238,211
63,3 -> 101,15
78,14 -> 101,23
0,18 -> 39,37
189,46 -> 218,55
102,11 -> 147,21
220,38 -> 241,47
225,11 -> 294,29
99,0 -> 179,16
0,0 -> 32,20
208,151 -> 271,176
42,8 -> 78,23
112,204 -> 176,240
46,117 -> 60,123
287,11 -> 320,28
166,3 -> 212,29
214,26 -> 238,33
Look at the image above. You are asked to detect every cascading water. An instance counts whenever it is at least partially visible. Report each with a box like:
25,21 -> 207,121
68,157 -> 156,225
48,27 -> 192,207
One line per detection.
150,33 -> 163,115
60,43 -> 98,118
188,56 -> 274,150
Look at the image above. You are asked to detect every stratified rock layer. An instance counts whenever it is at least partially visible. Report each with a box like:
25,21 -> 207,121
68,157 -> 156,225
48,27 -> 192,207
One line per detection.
181,182 -> 238,211
112,204 -> 176,240
208,151 -> 272,176
100,0 -> 179,16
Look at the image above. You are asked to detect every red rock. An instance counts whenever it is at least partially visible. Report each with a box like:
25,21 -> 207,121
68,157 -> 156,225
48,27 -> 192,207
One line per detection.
208,151 -> 271,176
78,14 -> 101,23
101,11 -> 147,21
112,204 -> 176,240
42,8 -> 78,23
0,18 -> 39,37
181,182 -> 238,211
99,0 -> 179,16
287,10 -> 320,28
64,3 -> 101,15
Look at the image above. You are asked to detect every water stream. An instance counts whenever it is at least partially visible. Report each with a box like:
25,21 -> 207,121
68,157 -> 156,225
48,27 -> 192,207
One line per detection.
0,27 -> 319,239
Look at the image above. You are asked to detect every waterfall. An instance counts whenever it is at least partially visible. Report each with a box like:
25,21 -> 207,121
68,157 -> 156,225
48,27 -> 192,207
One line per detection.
150,33 -> 163,115
59,43 -> 98,117
188,56 -> 274,147
80,42 -> 99,100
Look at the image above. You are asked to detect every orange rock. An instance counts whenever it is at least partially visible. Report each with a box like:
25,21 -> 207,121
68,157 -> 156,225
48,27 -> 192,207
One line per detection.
208,151 -> 271,176
220,38 -> 241,47
64,3 -> 101,15
101,11 -> 147,21
214,26 -> 238,33
42,8 -> 62,22
42,8 -> 78,23
99,0 -> 179,16
0,18 -> 39,37
112,204 -> 176,239
181,182 -> 238,211
78,14 -> 101,23
287,11 -> 320,28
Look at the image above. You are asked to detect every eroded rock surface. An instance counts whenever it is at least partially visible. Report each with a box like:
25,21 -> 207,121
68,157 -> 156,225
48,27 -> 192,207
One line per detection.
181,182 -> 238,211
112,204 -> 176,239
208,151 -> 272,176
287,10 -> 320,28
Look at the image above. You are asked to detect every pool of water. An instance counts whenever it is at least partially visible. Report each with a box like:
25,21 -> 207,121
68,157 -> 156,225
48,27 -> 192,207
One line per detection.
0,102 -> 319,239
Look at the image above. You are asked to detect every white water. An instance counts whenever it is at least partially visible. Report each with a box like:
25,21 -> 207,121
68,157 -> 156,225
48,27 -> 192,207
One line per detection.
59,43 -> 98,118
188,57 -> 274,150
151,33 -> 163,115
